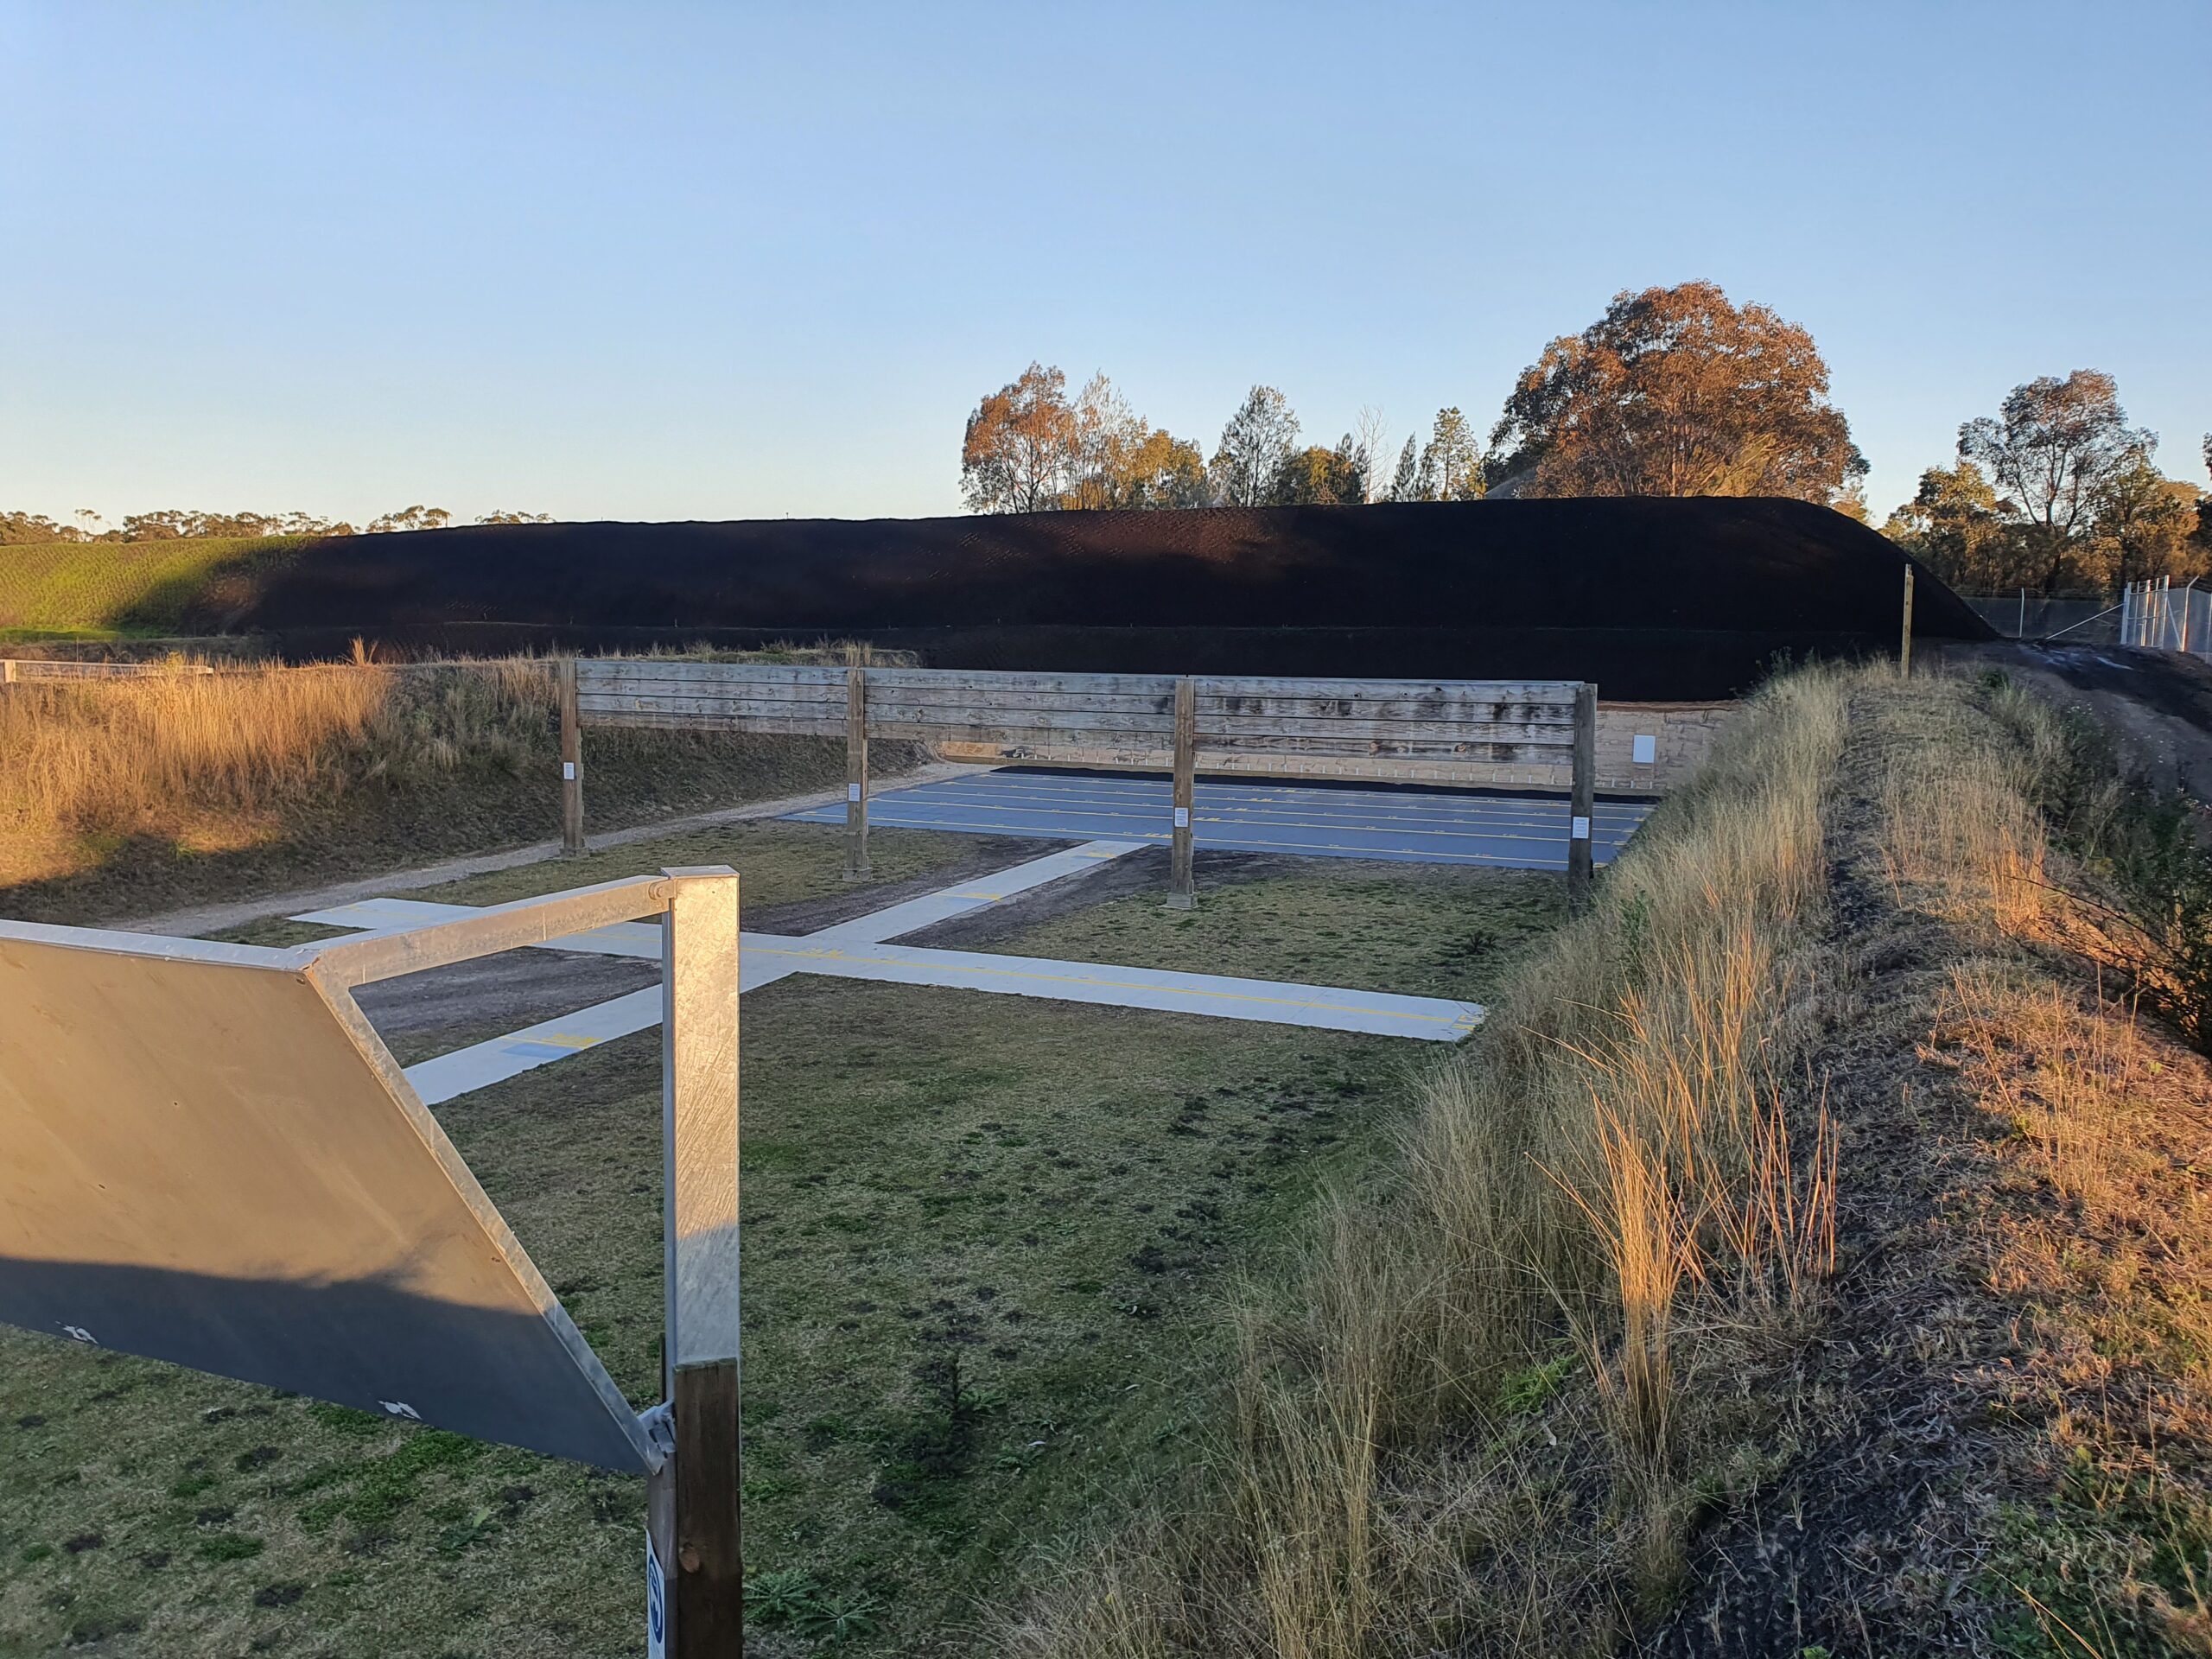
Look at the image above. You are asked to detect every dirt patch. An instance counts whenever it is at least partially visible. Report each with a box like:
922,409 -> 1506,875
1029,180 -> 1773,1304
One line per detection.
902,844 -> 1193,946
357,954 -> 661,1061
1942,640 -> 2212,804
750,835 -> 1065,935
905,848 -> 1485,949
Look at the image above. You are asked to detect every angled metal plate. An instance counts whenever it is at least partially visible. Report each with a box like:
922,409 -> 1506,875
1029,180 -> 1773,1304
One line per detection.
0,920 -> 653,1471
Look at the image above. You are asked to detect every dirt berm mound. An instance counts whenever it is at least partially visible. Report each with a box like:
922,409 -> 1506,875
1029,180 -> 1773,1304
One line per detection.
218,498 -> 1989,700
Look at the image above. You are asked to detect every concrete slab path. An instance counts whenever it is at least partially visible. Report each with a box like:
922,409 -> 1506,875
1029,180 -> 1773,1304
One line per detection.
293,838 -> 1484,1103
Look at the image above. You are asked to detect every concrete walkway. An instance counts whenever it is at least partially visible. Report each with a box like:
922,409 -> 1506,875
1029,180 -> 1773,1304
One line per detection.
290,841 -> 1485,1104
122,761 -> 985,938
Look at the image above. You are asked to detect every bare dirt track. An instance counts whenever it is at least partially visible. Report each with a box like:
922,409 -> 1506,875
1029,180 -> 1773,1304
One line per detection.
1939,639 -> 2212,804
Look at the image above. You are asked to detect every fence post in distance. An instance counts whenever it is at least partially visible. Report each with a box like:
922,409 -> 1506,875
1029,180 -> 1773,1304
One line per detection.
1166,677 -> 1196,911
1567,682 -> 1596,914
559,658 -> 586,857
843,668 -> 870,881
1899,566 -> 1915,676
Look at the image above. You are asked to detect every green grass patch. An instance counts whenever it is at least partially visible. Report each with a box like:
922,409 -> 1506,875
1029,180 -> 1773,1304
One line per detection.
956,857 -> 1562,1004
0,537 -> 315,632
0,625 -> 124,644
1987,1465 -> 2212,1656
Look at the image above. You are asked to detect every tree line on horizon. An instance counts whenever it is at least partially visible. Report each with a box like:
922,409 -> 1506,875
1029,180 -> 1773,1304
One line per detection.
962,281 -> 2209,599
0,504 -> 554,547
1880,377 -> 2208,598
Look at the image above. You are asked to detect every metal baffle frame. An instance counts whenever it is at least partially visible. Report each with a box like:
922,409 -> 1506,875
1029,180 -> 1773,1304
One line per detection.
0,868 -> 748,1656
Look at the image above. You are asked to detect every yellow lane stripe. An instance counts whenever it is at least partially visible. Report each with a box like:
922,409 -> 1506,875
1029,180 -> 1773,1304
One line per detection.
518,1031 -> 603,1051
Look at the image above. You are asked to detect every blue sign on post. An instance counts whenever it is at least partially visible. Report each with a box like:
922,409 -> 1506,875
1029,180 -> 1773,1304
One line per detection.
646,1530 -> 667,1658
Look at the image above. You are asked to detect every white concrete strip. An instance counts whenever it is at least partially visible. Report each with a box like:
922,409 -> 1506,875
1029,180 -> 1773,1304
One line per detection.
312,836 -> 1484,1107
803,839 -> 1144,944
404,922 -> 1479,1103
296,897 -> 664,959
748,938 -> 1484,1041
404,988 -> 665,1105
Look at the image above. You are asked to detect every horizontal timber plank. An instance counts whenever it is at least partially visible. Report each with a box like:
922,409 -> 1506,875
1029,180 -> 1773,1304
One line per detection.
579,709 -> 849,736
1203,703 -> 1583,725
586,683 -> 1177,718
581,693 -> 851,721
1198,715 -> 1578,744
868,718 -> 1172,744
850,689 -> 1178,715
864,668 -> 1182,697
861,702 -> 1174,733
1198,676 -> 1581,702
577,662 -> 849,689
578,676 -> 852,701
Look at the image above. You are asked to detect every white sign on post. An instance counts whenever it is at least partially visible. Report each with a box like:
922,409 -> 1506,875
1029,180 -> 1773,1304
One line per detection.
849,783 -> 862,803
563,761 -> 577,781
1173,806 -> 1190,829
1571,816 -> 1592,840
645,1530 -> 667,1658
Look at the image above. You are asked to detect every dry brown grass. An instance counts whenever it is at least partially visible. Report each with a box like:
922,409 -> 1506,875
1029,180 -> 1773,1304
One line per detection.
1844,669 -> 2212,1655
0,655 -> 868,921
0,660 -> 555,887
999,668 -> 1853,1657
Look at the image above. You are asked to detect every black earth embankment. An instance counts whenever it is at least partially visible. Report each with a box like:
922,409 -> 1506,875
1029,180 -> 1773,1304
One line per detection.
200,498 -> 1991,701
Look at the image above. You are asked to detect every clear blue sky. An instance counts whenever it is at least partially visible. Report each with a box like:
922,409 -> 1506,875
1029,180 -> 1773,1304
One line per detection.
4,1 -> 2206,530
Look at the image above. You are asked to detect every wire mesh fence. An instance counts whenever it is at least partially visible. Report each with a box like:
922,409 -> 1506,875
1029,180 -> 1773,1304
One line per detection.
1961,594 -> 2120,644
2119,577 -> 2212,658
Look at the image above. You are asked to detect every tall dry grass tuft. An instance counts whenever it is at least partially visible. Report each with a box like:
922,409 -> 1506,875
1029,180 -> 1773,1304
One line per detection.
2,664 -> 393,880
1929,962 -> 2143,1209
0,659 -> 563,887
1001,665 -> 1854,1656
1879,722 -> 2050,935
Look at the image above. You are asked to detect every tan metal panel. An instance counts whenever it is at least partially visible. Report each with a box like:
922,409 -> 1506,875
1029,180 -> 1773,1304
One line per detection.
0,924 -> 652,1471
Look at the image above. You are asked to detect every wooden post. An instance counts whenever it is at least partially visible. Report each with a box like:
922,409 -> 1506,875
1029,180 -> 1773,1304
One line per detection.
1166,677 -> 1196,910
1567,682 -> 1596,913
0,659 -> 16,685
843,668 -> 870,882
1899,566 -> 1915,676
658,867 -> 742,1658
559,658 -> 586,857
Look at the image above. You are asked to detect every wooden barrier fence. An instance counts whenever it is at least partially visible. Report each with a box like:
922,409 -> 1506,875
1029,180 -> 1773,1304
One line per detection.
567,661 -> 1599,907
0,658 -> 215,682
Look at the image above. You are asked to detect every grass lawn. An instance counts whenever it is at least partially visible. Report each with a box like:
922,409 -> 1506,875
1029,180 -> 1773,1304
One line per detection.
0,537 -> 314,634
2,841 -> 1567,1657
921,852 -> 1566,1005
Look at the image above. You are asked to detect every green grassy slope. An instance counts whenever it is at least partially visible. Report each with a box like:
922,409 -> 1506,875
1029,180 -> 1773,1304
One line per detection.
0,537 -> 314,634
